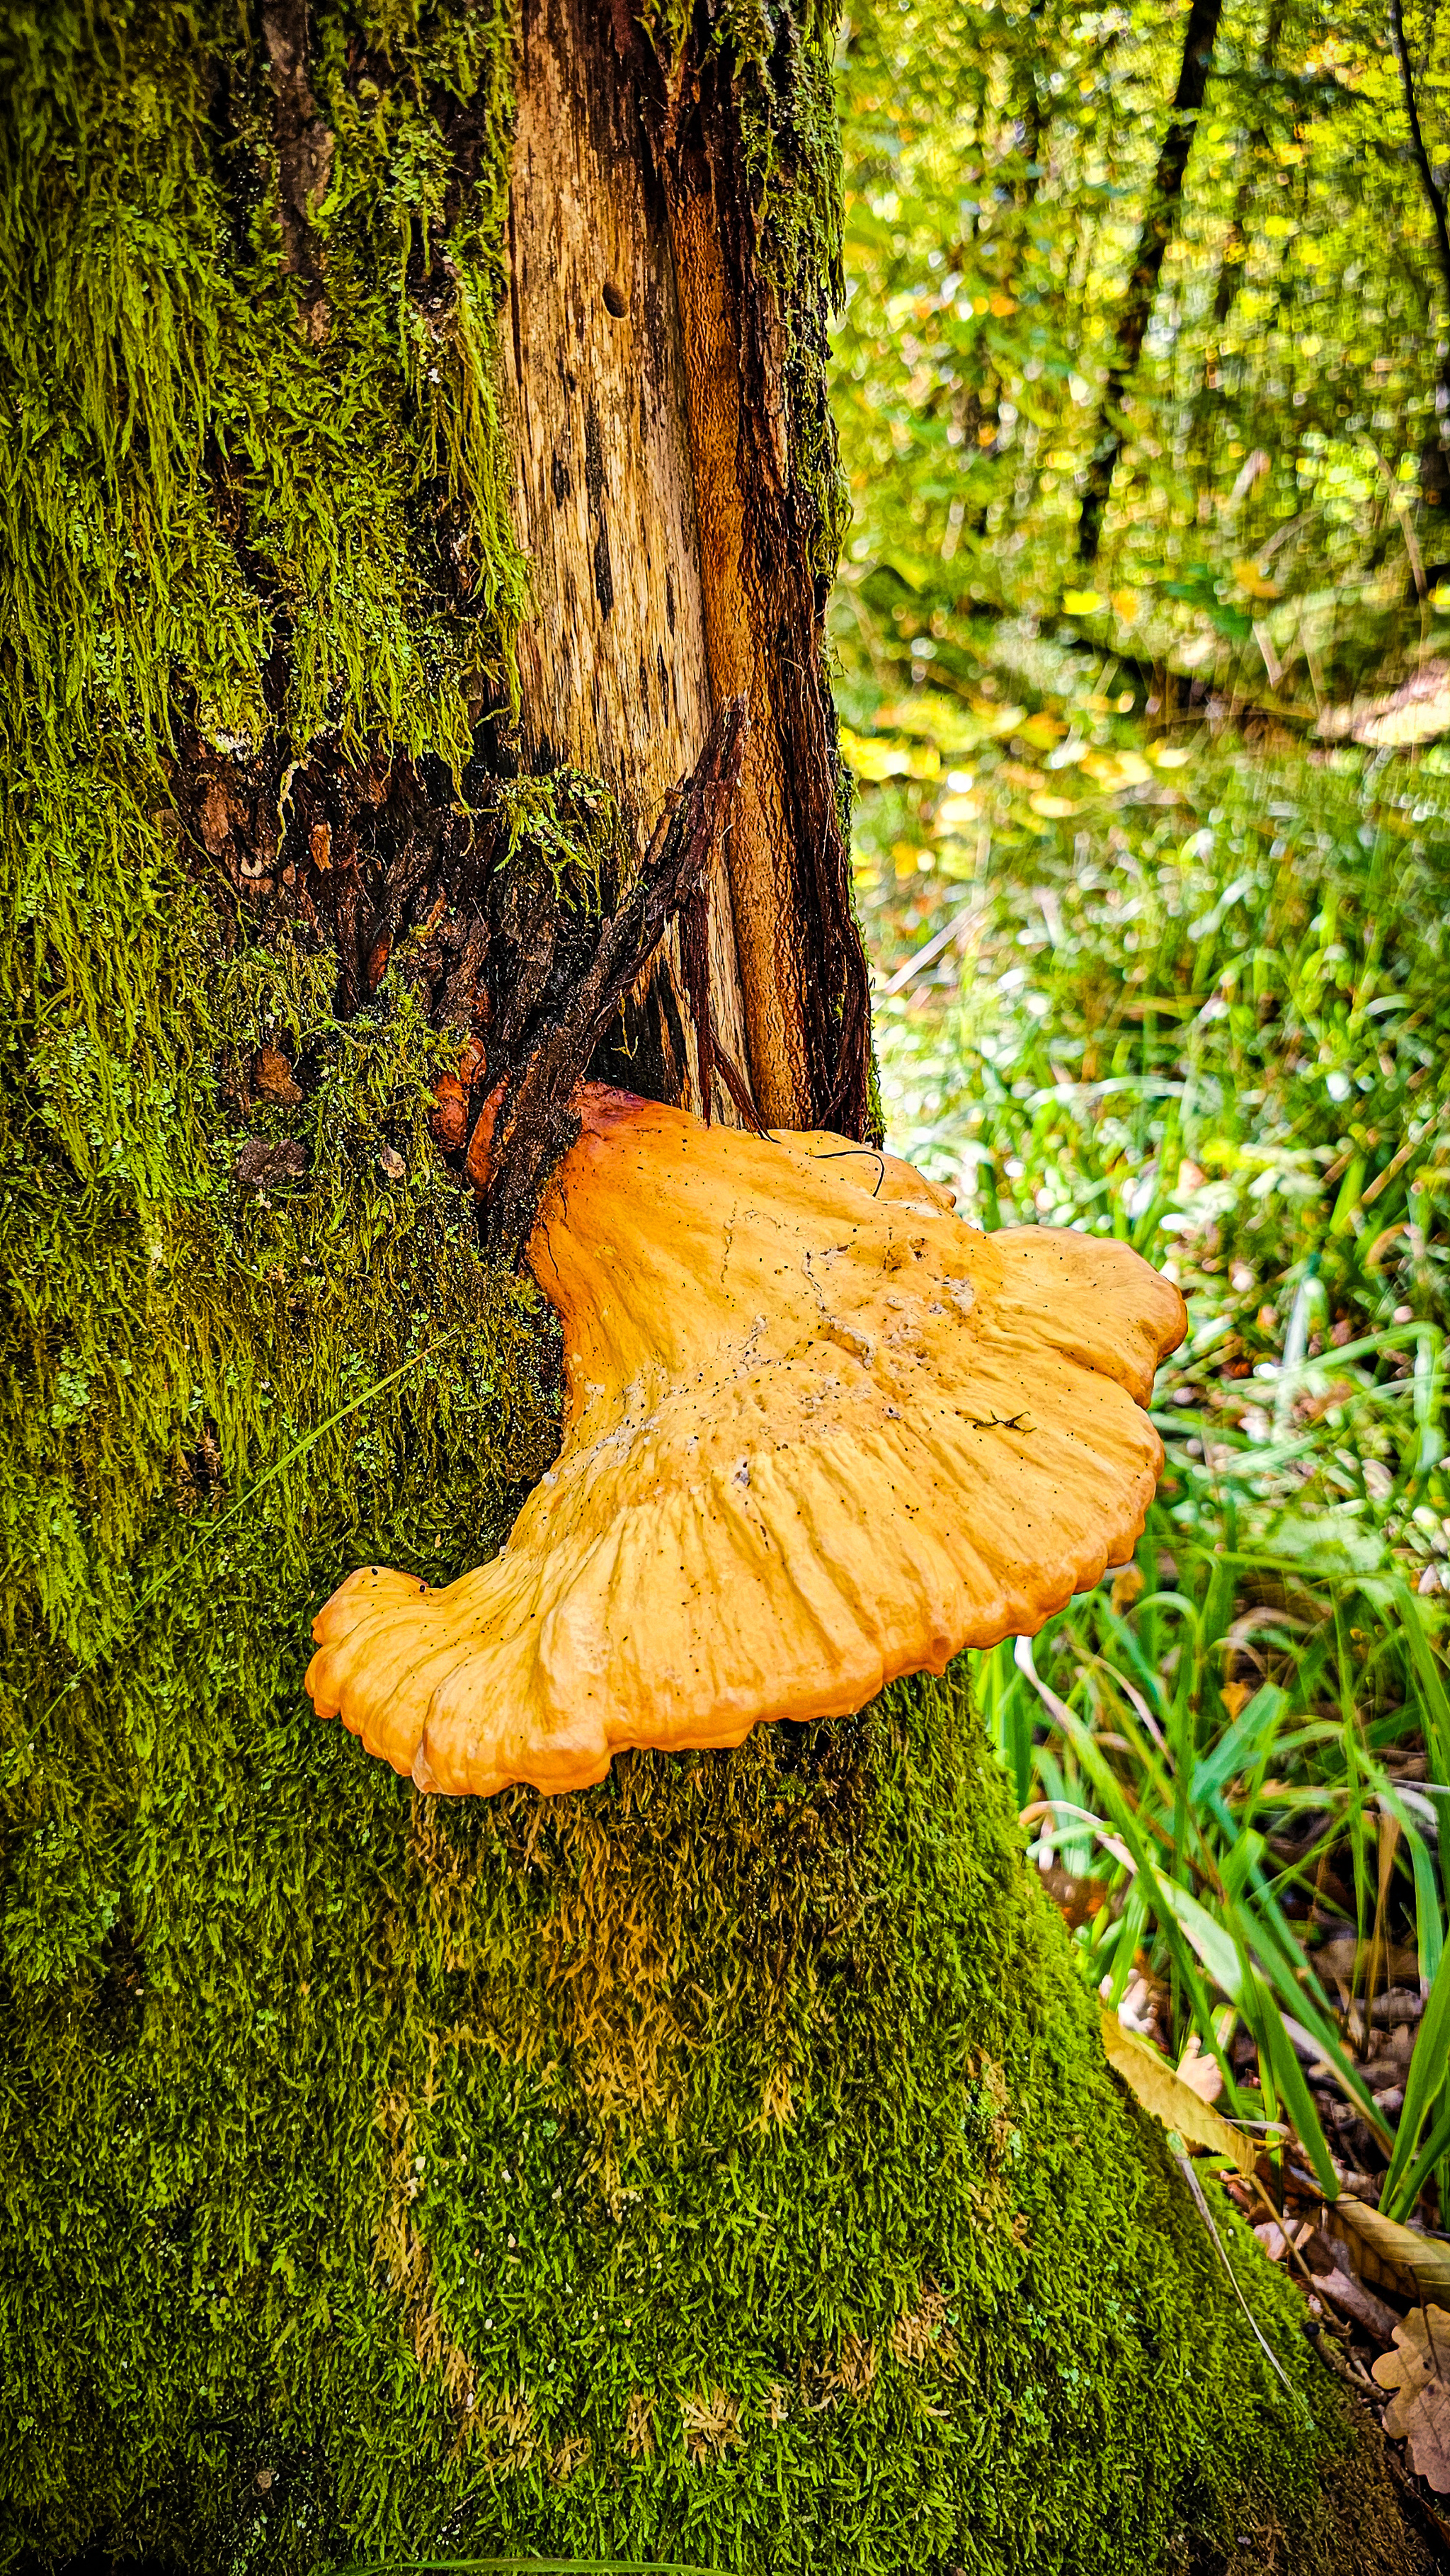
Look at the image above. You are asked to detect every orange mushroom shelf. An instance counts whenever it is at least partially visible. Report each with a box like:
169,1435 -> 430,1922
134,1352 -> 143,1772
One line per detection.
306,1083 -> 1187,1796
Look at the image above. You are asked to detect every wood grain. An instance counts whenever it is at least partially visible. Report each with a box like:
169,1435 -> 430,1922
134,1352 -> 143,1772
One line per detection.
503,0 -> 750,1119
668,171 -> 813,1127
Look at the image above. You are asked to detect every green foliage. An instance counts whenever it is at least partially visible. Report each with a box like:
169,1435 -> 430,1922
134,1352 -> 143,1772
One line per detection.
832,0 -> 1450,693
845,641 -> 1450,2233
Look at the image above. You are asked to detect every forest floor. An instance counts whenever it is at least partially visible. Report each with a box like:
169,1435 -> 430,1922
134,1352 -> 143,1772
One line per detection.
839,611 -> 1450,2531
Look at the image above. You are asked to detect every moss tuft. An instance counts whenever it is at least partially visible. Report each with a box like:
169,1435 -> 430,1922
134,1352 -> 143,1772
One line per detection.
1,0 -> 525,768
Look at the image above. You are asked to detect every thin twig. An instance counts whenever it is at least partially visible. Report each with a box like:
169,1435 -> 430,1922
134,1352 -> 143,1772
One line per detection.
484,701 -> 749,1263
1175,2151 -> 1306,2408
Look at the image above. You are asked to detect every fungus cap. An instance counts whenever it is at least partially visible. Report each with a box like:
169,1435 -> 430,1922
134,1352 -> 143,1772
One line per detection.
307,1085 -> 1186,1796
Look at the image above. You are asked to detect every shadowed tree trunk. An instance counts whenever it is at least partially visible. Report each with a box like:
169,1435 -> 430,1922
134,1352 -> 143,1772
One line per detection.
0,4 -> 1426,2570
1077,0 -> 1226,562
1388,0 -> 1450,555
1189,0 -> 1284,470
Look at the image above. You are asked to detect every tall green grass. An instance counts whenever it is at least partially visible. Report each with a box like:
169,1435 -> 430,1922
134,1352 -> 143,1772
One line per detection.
847,661 -> 1450,2231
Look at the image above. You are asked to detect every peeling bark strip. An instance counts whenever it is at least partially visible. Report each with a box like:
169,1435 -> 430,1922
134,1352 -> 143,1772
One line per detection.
261,0 -> 334,340
503,0 -> 751,1124
650,47 -> 872,1139
479,698 -> 749,1264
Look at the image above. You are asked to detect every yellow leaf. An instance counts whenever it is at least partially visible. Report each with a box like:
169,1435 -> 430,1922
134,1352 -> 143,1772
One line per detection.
1339,2198 -> 1450,2303
1062,588 -> 1106,615
1017,711 -> 1067,748
988,293 -> 1017,317
1111,1562 -> 1145,1614
1029,792 -> 1080,820
1233,558 -> 1282,601
1080,749 -> 1153,790
969,697 -> 1028,736
838,726 -> 913,783
1110,588 -> 1141,621
891,843 -> 932,880
1100,2007 -> 1255,2171
1152,745 -> 1194,770
876,694 -> 986,756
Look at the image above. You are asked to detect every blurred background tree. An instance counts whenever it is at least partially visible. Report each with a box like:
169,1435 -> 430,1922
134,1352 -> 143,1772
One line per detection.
832,0 -> 1450,676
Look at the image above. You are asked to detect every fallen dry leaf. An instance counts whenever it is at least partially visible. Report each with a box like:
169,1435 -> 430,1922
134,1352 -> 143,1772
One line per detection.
233,1138 -> 307,1190
1175,2034 -> 1226,2106
1313,2261 -> 1403,2347
255,1044 -> 302,1106
1100,2006 -> 1255,2172
1318,659 -> 1450,750
1337,2197 -> 1450,2306
1371,2305 -> 1450,2491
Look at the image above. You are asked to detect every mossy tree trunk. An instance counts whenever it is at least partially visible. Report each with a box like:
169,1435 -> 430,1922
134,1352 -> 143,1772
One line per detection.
0,5 -> 1423,2571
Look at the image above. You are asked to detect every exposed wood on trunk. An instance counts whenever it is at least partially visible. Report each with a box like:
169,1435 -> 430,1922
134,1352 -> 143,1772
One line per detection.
658,94 -> 872,1141
476,699 -> 749,1264
666,168 -> 813,1129
503,0 -> 752,1122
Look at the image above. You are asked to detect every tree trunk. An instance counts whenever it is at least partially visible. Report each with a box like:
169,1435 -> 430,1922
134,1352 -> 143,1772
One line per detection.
1076,0 -> 1226,563
1388,0 -> 1450,551
1190,0 -> 1284,466
0,4 -> 1422,2570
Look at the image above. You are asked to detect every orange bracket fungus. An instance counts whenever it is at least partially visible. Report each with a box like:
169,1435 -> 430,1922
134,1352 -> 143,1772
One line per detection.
307,1085 -> 1187,1796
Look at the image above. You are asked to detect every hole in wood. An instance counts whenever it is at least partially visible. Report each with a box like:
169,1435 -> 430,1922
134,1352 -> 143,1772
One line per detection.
602,279 -> 629,319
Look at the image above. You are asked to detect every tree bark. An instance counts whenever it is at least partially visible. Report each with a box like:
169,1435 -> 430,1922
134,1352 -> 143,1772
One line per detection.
1077,0 -> 1226,562
0,4 -> 1422,2570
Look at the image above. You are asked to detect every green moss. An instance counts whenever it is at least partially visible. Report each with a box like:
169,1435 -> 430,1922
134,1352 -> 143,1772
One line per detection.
4,1655 -> 1401,2570
1,0 -> 524,767
492,768 -> 627,916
